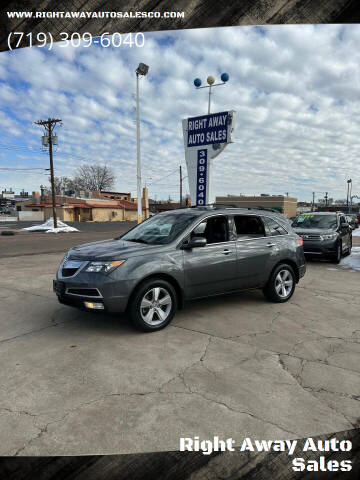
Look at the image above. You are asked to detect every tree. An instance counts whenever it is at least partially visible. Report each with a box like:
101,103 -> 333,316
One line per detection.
45,176 -> 76,195
74,164 -> 115,191
46,164 -> 116,195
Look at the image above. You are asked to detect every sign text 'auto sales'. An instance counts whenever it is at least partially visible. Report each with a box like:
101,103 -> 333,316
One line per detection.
187,111 -> 228,147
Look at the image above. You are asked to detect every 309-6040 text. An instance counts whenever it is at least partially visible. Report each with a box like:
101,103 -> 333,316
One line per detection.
7,32 -> 145,50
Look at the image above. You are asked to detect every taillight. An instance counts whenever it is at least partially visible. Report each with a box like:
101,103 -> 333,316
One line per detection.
298,236 -> 303,246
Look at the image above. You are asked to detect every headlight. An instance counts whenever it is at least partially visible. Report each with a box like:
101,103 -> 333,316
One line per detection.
320,234 -> 337,240
85,260 -> 126,274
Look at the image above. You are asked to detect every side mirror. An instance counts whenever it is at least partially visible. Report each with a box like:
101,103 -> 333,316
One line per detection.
340,222 -> 349,229
182,237 -> 207,249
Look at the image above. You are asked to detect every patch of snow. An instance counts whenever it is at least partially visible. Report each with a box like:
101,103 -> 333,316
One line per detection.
352,228 -> 360,237
340,247 -> 360,271
22,218 -> 79,233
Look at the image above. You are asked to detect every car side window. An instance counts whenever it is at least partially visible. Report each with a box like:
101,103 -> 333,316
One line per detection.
234,215 -> 265,238
263,217 -> 288,236
191,216 -> 228,244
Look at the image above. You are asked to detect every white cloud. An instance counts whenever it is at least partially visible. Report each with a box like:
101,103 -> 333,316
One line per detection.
0,25 -> 360,201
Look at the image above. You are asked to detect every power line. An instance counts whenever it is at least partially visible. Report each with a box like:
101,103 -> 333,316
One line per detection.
0,167 -> 49,171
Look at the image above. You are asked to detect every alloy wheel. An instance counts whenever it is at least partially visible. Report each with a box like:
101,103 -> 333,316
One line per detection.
140,287 -> 172,326
275,269 -> 293,299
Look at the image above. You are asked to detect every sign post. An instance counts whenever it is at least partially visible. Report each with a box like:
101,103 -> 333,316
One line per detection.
182,110 -> 236,206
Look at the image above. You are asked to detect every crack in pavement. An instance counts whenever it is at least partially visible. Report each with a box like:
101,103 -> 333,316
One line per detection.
174,323 -> 360,373
0,284 -> 53,300
0,311 -> 81,345
278,355 -> 357,428
298,285 -> 360,307
1,334 -> 300,455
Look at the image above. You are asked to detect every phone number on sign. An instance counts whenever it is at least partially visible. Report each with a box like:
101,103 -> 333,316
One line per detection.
7,32 -> 145,50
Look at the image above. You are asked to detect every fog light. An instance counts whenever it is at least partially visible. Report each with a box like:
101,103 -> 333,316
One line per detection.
84,301 -> 104,310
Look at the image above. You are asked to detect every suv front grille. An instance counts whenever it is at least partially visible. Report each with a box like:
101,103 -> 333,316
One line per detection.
301,234 -> 321,241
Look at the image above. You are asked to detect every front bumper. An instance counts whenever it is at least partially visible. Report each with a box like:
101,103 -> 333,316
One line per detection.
53,275 -> 134,313
302,239 -> 337,256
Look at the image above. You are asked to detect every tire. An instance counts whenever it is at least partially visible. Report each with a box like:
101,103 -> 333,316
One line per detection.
263,264 -> 296,303
331,241 -> 342,264
129,279 -> 177,332
344,238 -> 352,257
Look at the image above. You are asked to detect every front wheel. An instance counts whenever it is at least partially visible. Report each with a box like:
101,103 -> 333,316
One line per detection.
344,238 -> 352,256
129,279 -> 177,332
263,264 -> 296,303
331,241 -> 342,264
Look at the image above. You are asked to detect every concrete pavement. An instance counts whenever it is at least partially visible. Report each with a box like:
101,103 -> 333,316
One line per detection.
0,246 -> 359,456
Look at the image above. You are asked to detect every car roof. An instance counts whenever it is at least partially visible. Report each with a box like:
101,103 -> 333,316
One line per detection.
306,212 -> 340,215
157,206 -> 286,218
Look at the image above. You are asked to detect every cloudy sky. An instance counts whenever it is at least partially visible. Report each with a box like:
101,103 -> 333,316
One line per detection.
0,24 -> 360,202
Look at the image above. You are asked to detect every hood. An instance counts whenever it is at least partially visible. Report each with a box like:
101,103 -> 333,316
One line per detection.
293,228 -> 336,236
68,238 -> 161,261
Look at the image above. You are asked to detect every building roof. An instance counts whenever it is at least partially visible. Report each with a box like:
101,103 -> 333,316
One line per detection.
99,190 -> 131,195
24,199 -> 138,211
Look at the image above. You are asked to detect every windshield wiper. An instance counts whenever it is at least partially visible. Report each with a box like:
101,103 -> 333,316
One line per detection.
125,238 -> 148,244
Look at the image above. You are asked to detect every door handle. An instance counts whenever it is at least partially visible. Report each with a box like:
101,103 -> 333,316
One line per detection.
267,243 -> 276,247
221,249 -> 232,255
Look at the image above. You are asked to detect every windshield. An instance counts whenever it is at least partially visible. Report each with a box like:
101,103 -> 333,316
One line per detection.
121,213 -> 197,245
292,214 -> 338,230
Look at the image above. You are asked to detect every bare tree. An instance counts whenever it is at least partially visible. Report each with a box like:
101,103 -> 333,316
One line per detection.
74,164 -> 116,191
45,176 -> 76,195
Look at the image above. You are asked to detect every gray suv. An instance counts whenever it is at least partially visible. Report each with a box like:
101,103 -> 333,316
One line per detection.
292,212 -> 352,263
53,206 -> 306,331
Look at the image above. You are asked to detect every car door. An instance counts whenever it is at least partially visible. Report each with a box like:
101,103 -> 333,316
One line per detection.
233,214 -> 275,288
183,215 -> 238,298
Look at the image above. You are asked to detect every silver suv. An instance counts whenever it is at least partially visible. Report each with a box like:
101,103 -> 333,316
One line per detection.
53,206 -> 306,331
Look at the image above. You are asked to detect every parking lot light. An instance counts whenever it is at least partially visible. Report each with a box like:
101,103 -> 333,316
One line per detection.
136,62 -> 150,224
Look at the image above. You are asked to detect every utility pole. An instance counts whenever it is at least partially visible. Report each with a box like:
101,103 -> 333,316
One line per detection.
35,118 -> 61,228
179,165 -> 183,207
325,192 -> 328,207
312,192 -> 315,212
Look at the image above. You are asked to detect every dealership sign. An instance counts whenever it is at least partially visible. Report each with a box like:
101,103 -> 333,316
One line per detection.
187,112 -> 229,147
182,110 -> 236,206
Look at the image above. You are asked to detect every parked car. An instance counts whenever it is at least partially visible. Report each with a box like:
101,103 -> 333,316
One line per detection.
345,214 -> 359,229
54,206 -> 306,332
291,212 -> 352,263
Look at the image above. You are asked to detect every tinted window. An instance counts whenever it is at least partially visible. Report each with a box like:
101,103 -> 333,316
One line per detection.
263,217 -> 288,236
234,215 -> 265,238
192,216 -> 228,244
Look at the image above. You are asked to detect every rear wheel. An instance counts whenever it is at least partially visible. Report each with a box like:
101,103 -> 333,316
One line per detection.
129,279 -> 177,332
263,264 -> 296,303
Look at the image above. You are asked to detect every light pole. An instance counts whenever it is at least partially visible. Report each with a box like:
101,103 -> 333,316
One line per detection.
346,178 -> 352,213
136,62 -> 149,224
194,73 -> 229,114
